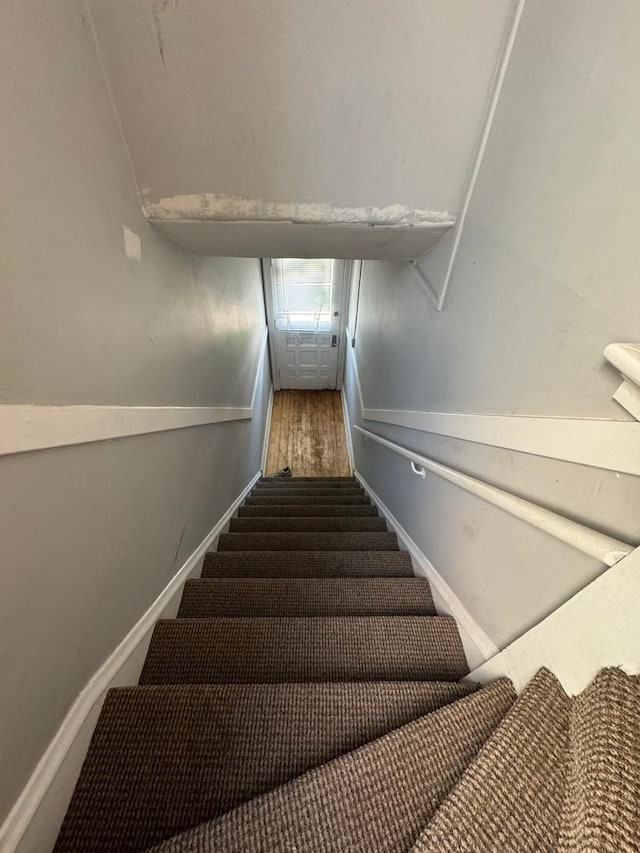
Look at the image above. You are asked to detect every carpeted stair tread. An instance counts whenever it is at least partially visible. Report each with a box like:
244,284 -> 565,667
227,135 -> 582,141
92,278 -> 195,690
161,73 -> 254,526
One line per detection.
558,667 -> 640,851
253,485 -> 363,494
255,479 -> 361,490
202,550 -> 414,578
251,491 -> 365,501
258,477 -> 358,485
238,504 -> 378,517
256,476 -> 360,486
217,531 -> 399,551
139,616 -> 468,684
148,679 -> 517,853
245,493 -> 371,505
177,577 -> 436,617
259,476 -> 356,483
229,516 -> 387,533
413,668 -> 571,852
54,681 -> 474,853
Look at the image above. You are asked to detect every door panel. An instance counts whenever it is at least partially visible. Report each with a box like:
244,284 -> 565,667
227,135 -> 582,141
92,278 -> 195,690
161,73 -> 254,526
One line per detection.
278,331 -> 334,389
265,259 -> 346,390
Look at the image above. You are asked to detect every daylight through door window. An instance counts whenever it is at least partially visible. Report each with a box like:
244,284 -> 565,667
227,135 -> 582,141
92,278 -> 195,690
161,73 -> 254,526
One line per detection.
272,258 -> 333,332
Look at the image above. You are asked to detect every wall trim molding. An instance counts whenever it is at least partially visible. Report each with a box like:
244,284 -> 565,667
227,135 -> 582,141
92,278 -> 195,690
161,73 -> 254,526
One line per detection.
468,545 -> 640,694
424,0 -> 526,311
346,333 -> 640,477
361,407 -> 640,477
340,388 -> 355,471
0,470 -> 262,853
260,385 -> 274,473
0,328 -> 268,458
354,471 -> 499,663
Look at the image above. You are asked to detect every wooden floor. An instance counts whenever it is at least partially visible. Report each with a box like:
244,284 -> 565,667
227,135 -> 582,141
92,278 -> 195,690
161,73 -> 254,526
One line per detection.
265,391 -> 351,477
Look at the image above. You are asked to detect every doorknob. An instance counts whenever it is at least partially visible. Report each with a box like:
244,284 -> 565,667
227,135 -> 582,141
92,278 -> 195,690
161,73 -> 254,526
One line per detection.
331,335 -> 338,347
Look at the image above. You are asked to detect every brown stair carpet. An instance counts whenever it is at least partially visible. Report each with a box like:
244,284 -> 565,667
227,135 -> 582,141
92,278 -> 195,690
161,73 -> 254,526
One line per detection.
254,479 -> 362,489
245,493 -> 371,505
54,472 -> 640,852
217,531 -> 399,550
178,577 -> 436,617
252,487 -> 364,497
54,681 -> 474,853
558,668 -> 640,852
148,679 -> 517,853
229,515 -> 387,533
139,616 -> 468,684
202,550 -> 414,578
413,668 -> 571,852
259,476 -> 356,483
238,503 -> 378,516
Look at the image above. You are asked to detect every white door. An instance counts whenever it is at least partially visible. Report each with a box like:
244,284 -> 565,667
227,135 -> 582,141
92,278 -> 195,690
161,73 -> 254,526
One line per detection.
264,258 -> 347,390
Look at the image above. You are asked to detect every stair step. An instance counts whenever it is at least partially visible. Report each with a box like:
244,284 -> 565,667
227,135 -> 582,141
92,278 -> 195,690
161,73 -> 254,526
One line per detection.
140,616 -> 468,684
53,682 -> 475,853
146,680 -> 517,853
245,494 -> 371,505
218,531 -> 399,551
229,516 -> 387,533
238,504 -> 378,517
255,479 -> 360,489
178,578 -> 436,617
558,668 -> 640,850
252,487 -> 364,498
415,669 -> 570,851
202,550 -> 414,578
259,476 -> 356,484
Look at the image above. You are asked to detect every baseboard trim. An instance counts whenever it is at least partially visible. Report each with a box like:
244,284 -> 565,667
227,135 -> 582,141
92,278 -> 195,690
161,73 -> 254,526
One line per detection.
0,470 -> 261,853
354,471 -> 499,663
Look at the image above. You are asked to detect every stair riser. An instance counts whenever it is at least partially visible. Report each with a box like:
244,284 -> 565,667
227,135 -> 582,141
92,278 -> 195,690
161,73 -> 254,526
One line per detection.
229,517 -> 387,533
178,578 -> 436,618
238,505 -> 378,517
218,532 -> 399,551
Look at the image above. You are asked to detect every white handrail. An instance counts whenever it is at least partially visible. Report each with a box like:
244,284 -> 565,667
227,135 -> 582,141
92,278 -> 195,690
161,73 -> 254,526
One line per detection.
354,424 -> 632,567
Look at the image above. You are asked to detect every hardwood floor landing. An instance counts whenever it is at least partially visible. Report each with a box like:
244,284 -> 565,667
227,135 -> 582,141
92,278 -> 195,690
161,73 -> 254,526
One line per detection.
265,391 -> 351,477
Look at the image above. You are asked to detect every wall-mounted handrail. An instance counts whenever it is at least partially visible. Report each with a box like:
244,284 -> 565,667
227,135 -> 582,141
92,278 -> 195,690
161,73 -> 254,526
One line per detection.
353,423 -> 633,567
604,342 -> 640,421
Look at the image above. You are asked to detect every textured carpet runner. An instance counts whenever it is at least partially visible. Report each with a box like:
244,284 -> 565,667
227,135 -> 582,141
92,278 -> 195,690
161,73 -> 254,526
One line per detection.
54,476 -> 640,852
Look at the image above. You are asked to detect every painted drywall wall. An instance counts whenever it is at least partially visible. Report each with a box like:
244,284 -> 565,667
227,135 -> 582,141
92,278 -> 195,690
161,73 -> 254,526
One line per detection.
0,0 -> 269,825
86,0 -> 512,256
412,0 -> 640,412
345,349 -> 640,650
345,0 -> 640,650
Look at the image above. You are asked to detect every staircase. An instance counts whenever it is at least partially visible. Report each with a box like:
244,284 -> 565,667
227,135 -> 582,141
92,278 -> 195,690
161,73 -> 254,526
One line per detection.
54,477 -> 639,852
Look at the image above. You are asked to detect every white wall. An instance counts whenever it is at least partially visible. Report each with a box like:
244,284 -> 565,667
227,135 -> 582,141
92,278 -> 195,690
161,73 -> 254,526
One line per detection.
346,0 -> 640,649
86,0 -> 512,257
0,0 -> 269,826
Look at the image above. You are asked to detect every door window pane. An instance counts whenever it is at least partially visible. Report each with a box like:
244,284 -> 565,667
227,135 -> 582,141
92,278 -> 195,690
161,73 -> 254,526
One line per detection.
272,258 -> 333,331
